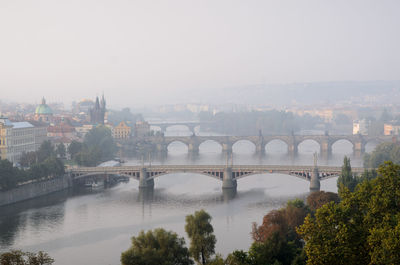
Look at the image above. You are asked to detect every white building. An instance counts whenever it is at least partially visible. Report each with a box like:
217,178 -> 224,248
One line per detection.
353,119 -> 369,135
0,117 -> 47,164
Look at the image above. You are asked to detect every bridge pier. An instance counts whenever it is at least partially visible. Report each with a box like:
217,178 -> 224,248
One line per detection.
156,143 -> 168,154
256,142 -> 265,155
222,143 -> 233,155
139,167 -> 154,188
353,141 -> 365,158
309,166 -> 320,192
222,167 -> 237,190
188,142 -> 199,155
288,143 -> 298,156
320,140 -> 332,159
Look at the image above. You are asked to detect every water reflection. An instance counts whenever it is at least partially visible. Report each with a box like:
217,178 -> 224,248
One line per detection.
0,189 -> 69,248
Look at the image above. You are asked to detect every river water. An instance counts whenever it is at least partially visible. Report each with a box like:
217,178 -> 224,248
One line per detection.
0,128 -> 376,265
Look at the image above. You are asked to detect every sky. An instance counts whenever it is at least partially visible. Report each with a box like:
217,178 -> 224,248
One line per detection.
0,0 -> 399,108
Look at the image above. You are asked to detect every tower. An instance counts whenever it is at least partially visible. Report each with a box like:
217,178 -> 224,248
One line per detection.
90,95 -> 106,124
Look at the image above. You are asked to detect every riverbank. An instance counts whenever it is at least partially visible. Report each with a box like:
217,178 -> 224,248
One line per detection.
0,175 -> 72,207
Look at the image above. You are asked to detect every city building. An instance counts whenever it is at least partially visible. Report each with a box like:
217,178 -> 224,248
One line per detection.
34,97 -> 53,123
353,119 -> 369,135
28,120 -> 49,150
112,121 -> 131,139
90,95 -> 106,124
384,123 -> 400,136
0,117 -> 48,163
75,124 -> 94,138
134,121 -> 151,137
47,121 -> 76,139
0,117 -> 13,161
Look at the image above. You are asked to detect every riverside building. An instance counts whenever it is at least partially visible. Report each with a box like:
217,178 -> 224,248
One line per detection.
0,117 -> 47,164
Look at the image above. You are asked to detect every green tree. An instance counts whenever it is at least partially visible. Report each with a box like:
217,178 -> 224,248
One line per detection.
364,142 -> 400,168
120,228 -> 193,265
337,156 -> 357,195
298,161 -> 400,265
56,143 -> 66,159
0,159 -> 19,190
0,250 -> 54,265
248,232 -> 300,265
83,125 -> 117,163
36,141 -> 55,163
185,209 -> 217,265
19,151 -> 37,167
67,140 -> 83,159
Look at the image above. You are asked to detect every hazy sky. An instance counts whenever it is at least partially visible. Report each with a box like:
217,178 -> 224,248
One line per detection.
0,0 -> 399,107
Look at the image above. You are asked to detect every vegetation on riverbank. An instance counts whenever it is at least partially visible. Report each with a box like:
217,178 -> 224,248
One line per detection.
0,141 -> 64,191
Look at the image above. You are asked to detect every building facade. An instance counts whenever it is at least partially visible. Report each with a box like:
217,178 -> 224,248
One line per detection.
0,117 -> 13,161
0,117 -> 48,163
134,121 -> 151,137
112,121 -> 131,139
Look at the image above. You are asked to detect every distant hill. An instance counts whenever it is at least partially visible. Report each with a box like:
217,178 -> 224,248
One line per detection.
202,80 -> 400,107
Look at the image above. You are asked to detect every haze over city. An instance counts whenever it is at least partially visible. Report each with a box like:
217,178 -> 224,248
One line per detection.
2,1 -> 400,265
1,0 -> 400,107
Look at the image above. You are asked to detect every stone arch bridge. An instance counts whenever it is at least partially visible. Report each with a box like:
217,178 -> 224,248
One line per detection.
139,134 -> 393,157
69,164 -> 366,191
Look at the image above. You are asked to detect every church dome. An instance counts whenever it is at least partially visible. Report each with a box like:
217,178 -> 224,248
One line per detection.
35,98 -> 53,115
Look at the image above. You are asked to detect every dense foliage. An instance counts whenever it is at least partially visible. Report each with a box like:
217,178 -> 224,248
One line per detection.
73,125 -> 117,166
364,142 -> 400,168
0,250 -> 54,265
199,111 -> 323,135
306,191 -> 339,212
0,141 -> 65,191
299,161 -> 400,265
121,228 -> 192,265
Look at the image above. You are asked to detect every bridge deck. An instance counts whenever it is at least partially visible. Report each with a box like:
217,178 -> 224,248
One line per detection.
69,164 -> 366,174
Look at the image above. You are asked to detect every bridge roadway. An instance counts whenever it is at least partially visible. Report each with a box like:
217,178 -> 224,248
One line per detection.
132,134 -> 394,157
69,164 -> 367,191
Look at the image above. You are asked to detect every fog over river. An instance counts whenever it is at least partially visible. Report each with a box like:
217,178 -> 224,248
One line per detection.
0,128 -> 376,265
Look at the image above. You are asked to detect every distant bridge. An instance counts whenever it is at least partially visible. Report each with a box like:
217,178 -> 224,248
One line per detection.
68,164 -> 367,191
149,121 -> 201,134
133,134 -> 395,157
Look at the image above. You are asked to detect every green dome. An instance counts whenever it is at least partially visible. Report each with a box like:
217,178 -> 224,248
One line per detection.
35,98 -> 53,115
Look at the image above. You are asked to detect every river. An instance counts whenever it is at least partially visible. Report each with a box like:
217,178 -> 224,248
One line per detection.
0,127 -> 376,265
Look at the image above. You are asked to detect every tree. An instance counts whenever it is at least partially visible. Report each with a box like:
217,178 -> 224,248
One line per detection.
82,125 -> 117,164
248,232 -> 300,265
306,191 -> 340,212
0,159 -> 20,190
337,156 -> 357,195
67,140 -> 83,159
56,143 -> 66,159
185,209 -> 216,265
298,161 -> 400,265
36,141 -> 55,163
252,199 -> 308,244
364,142 -> 400,168
20,151 -> 37,167
120,228 -> 193,265
0,250 -> 54,265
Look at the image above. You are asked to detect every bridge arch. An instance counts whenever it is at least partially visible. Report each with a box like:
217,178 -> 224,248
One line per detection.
331,139 -> 354,154
232,139 -> 257,154
264,139 -> 289,154
166,140 -> 189,153
297,139 -> 321,154
198,140 -> 223,153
